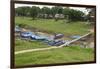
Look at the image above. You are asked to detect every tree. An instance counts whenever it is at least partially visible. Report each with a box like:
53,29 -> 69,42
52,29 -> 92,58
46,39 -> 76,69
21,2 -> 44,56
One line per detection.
41,7 -> 51,18
57,6 -> 63,14
15,6 -> 31,16
51,6 -> 63,21
86,8 -> 95,24
51,7 -> 58,18
63,8 -> 70,22
30,6 -> 40,19
15,6 -> 85,21
70,9 -> 84,21
63,8 -> 85,21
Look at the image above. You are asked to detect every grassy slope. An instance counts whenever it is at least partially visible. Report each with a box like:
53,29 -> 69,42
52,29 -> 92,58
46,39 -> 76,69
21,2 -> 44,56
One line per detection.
15,46 -> 94,66
15,17 -> 90,35
15,39 -> 49,51
15,17 -> 94,66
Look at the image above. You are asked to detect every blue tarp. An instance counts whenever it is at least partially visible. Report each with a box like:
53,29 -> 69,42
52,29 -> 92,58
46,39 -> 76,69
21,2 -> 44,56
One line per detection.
31,35 -> 47,40
21,31 -> 49,41
15,26 -> 66,46
20,32 -> 65,46
20,32 -> 33,38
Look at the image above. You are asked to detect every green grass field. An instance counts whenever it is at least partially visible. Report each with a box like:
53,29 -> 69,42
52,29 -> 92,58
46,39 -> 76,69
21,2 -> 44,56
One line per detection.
15,39 -> 50,51
15,16 -> 91,35
15,16 -> 94,66
15,46 -> 94,66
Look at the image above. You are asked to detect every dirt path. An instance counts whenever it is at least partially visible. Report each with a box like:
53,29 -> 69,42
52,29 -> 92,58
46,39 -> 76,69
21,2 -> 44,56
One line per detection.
15,46 -> 61,55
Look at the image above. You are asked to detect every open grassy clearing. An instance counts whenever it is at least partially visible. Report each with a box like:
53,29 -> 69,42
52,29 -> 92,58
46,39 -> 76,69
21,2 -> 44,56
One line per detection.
15,16 -> 91,35
15,39 -> 49,51
15,46 -> 94,66
15,16 -> 94,66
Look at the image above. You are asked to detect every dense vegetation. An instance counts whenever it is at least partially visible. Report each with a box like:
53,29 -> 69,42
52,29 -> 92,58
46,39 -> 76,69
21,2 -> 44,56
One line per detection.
15,6 -> 85,21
